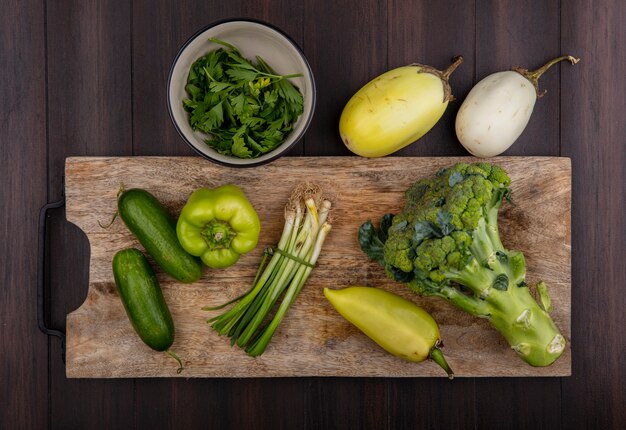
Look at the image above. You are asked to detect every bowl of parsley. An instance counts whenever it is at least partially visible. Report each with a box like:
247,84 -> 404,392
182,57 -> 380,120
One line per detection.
167,19 -> 316,167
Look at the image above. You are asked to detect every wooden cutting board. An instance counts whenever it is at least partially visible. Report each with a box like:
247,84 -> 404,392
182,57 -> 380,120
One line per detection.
64,156 -> 571,378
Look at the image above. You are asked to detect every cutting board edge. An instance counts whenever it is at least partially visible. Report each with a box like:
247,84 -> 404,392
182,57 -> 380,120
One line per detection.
64,155 -> 573,165
63,155 -> 572,378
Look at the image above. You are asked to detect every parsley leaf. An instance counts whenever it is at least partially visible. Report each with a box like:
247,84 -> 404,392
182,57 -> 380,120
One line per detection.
201,101 -> 224,132
231,136 -> 252,158
183,38 -> 305,158
209,81 -> 233,92
226,68 -> 259,83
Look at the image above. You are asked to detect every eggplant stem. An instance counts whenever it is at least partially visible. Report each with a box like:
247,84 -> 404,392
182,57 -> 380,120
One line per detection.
441,56 -> 464,80
514,55 -> 580,97
528,55 -> 580,80
409,56 -> 463,103
441,56 -> 464,102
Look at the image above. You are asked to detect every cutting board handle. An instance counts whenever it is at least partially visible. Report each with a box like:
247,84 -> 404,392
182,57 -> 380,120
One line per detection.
37,196 -> 67,363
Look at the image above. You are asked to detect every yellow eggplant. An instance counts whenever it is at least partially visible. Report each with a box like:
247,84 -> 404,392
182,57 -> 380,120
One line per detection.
339,56 -> 463,157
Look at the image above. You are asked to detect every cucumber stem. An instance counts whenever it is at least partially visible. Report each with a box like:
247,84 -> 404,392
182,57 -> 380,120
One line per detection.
98,210 -> 119,229
98,183 -> 126,228
166,349 -> 185,374
513,55 -> 580,97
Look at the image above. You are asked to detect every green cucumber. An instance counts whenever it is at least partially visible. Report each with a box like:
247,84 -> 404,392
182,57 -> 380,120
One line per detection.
112,248 -> 184,373
118,188 -> 202,283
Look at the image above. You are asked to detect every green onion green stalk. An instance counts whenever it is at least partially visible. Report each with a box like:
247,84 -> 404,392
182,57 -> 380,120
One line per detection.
205,183 -> 332,356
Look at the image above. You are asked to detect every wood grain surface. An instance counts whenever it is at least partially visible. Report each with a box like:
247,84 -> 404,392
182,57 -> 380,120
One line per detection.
64,156 -> 571,378
0,1 -> 48,428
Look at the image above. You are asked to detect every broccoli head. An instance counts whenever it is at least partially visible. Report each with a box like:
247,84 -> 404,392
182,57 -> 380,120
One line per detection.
359,163 -> 565,367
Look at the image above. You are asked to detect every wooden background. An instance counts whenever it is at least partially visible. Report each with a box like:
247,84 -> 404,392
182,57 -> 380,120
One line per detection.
1,0 -> 624,428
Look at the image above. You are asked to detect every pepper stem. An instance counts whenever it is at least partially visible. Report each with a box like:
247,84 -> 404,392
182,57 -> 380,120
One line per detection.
513,55 -> 580,97
201,219 -> 237,250
429,344 -> 454,380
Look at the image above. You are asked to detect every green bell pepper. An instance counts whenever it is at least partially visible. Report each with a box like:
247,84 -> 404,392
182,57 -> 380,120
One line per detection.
176,184 -> 261,269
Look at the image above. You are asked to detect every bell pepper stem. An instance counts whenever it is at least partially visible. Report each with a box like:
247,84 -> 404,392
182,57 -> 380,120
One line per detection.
201,219 -> 237,249
429,346 -> 454,380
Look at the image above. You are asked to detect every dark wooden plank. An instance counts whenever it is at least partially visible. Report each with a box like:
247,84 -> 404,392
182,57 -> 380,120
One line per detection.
304,378 -> 388,429
473,1 -> 562,428
45,0 -> 134,428
560,0 -> 626,427
133,379 -> 226,429
389,379 -> 475,429
47,0 -> 133,191
0,1 -> 48,428
224,379 -> 307,430
477,379 -> 563,430
135,378 -> 306,429
385,1 -> 477,426
131,2 -> 307,429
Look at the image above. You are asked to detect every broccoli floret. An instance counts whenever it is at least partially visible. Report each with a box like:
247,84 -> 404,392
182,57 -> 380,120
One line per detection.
359,163 -> 565,367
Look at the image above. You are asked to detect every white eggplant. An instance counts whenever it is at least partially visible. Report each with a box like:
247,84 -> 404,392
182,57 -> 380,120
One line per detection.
456,56 -> 579,157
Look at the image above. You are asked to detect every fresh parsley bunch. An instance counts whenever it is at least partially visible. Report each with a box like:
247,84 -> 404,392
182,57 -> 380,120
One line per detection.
183,39 -> 305,158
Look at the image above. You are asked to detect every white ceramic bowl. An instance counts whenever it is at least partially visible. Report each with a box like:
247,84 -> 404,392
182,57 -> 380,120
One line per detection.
167,19 -> 316,167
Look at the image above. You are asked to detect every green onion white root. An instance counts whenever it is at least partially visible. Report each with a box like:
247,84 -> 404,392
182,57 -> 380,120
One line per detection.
205,182 -> 332,356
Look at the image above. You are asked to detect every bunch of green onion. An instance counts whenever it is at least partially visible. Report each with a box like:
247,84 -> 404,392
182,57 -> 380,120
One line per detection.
205,183 -> 332,356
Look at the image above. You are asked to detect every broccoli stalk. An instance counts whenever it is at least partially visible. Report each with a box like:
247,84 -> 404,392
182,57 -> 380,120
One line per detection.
359,163 -> 565,367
